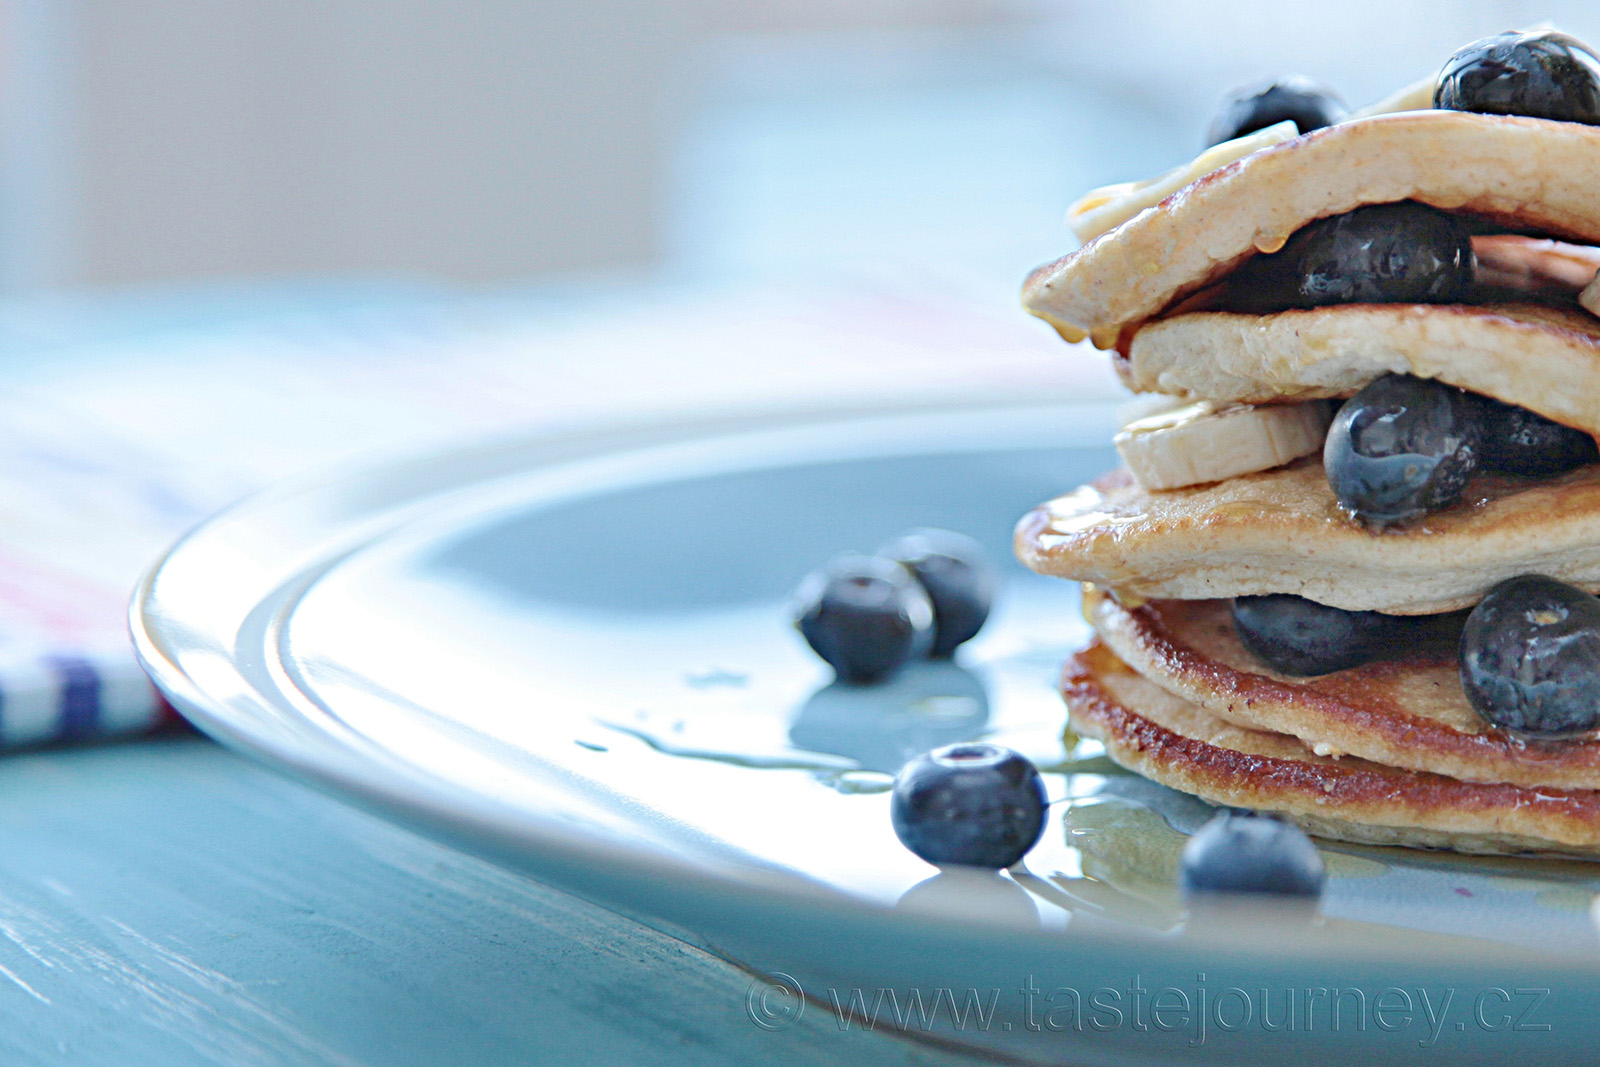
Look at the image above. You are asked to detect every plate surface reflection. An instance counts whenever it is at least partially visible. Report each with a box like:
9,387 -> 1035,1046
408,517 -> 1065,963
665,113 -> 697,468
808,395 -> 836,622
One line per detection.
270,433 -> 1600,958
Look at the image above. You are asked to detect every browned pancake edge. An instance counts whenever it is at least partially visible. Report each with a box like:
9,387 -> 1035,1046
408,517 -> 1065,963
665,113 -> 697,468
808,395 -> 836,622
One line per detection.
1086,588 -> 1600,789
1064,641 -> 1600,856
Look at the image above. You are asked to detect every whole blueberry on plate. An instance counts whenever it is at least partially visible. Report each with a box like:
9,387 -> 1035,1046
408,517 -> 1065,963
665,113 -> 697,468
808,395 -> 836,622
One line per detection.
890,743 -> 1047,869
1459,574 -> 1600,738
1180,809 -> 1325,898
1231,594 -> 1398,676
1323,373 -> 1481,525
1436,30 -> 1600,126
878,528 -> 996,658
793,554 -> 933,685
1471,394 -> 1599,477
1229,202 -> 1473,312
1205,74 -> 1348,145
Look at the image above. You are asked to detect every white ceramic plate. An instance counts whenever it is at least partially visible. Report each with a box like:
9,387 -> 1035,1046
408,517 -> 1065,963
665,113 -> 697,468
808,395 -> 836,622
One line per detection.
133,400 -> 1600,1064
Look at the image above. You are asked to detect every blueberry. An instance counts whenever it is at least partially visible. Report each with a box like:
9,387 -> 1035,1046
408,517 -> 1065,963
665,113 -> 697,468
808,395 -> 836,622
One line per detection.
890,743 -> 1047,869
1459,575 -> 1600,738
1228,202 -> 1474,313
1470,394 -> 1598,477
1180,809 -> 1325,898
878,529 -> 995,658
1324,373 -> 1481,525
1231,595 -> 1399,676
793,554 -> 933,684
1231,597 -> 1465,675
1205,75 -> 1348,146
1436,30 -> 1600,126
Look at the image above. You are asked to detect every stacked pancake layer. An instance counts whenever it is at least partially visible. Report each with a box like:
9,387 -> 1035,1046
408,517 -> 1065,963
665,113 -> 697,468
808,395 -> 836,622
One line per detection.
1016,107 -> 1600,856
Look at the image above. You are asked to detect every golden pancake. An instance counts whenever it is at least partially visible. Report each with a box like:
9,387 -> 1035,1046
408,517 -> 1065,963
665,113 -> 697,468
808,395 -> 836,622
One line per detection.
1118,302 -> 1600,435
1085,588 -> 1600,789
1063,641 -> 1600,856
1015,460 -> 1600,614
1022,111 -> 1600,345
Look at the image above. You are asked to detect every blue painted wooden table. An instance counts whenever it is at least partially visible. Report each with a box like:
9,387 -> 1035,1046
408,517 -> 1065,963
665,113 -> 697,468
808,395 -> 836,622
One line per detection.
0,736 -> 989,1065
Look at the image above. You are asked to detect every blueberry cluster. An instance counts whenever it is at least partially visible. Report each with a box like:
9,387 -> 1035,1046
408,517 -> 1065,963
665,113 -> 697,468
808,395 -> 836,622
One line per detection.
790,535 -> 1044,870
1212,30 -> 1600,323
1323,374 -> 1596,527
1233,578 -> 1600,739
791,528 -> 995,684
1208,42 -> 1600,527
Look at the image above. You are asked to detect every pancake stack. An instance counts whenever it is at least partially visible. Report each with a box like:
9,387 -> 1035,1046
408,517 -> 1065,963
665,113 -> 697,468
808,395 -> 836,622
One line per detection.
1015,33 -> 1600,856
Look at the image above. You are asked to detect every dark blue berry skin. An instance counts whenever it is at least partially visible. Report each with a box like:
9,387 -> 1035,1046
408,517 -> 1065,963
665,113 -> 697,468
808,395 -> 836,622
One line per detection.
1232,595 -> 1398,676
1459,575 -> 1600,738
1470,395 -> 1598,477
1324,373 -> 1481,526
1436,30 -> 1600,126
1205,75 -> 1348,146
1228,202 -> 1474,313
1180,810 -> 1325,898
794,555 -> 932,685
890,744 -> 1047,869
878,529 -> 995,659
1234,596 -> 1467,675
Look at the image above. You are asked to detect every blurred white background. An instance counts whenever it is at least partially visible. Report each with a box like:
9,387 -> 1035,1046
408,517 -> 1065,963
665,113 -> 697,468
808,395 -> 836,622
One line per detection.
2,0 -> 1598,298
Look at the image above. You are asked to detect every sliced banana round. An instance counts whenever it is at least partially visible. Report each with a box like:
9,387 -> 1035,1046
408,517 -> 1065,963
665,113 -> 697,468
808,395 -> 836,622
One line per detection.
1114,399 -> 1333,490
1581,270 -> 1600,319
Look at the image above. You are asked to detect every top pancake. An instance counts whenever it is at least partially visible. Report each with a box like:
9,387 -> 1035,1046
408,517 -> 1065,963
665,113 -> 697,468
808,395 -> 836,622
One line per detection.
1022,111 -> 1600,345
1015,459 -> 1600,614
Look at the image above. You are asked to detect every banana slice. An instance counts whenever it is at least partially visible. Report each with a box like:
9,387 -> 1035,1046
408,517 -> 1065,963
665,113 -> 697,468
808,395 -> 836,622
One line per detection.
1115,400 -> 1333,490
1581,270 -> 1600,319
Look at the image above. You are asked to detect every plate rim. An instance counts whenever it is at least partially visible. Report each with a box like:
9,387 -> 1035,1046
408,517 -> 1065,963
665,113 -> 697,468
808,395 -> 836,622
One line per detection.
128,395 -> 1600,983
